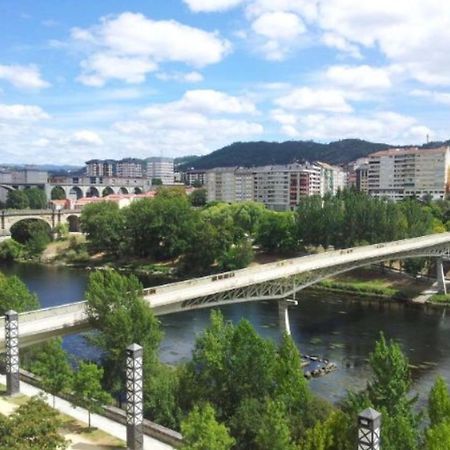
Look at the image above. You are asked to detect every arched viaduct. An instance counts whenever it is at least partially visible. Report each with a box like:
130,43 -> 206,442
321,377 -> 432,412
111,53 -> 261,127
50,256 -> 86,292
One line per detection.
0,232 -> 449,351
0,209 -> 82,238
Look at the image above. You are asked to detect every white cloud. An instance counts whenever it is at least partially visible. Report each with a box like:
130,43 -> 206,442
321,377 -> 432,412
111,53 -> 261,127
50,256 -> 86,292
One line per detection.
113,90 -> 263,156
251,12 -> 305,40
0,104 -> 49,121
275,87 -> 352,113
69,130 -> 103,146
183,0 -> 245,12
410,89 -> 450,106
272,108 -> 433,144
72,12 -> 231,86
0,64 -> 50,90
326,65 -> 392,90
156,71 -> 204,83
321,33 -> 362,58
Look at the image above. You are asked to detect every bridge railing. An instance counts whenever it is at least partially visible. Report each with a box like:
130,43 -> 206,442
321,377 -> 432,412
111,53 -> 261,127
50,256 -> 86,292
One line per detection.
1,208 -> 82,215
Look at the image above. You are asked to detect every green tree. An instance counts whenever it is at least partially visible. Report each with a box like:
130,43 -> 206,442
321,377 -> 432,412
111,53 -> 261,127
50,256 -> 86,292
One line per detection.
257,211 -> 298,254
24,188 -> 48,209
0,395 -> 67,449
426,421 -> 450,450
30,338 -> 73,407
255,400 -> 295,450
217,239 -> 254,271
72,362 -> 112,429
181,404 -> 235,450
6,190 -> 29,209
0,272 -> 39,314
0,239 -> 25,261
190,188 -> 207,207
428,376 -> 450,426
80,201 -> 125,255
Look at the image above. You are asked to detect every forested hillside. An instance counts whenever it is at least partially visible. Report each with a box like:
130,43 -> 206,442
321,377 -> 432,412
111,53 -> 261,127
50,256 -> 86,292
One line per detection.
179,139 -> 450,170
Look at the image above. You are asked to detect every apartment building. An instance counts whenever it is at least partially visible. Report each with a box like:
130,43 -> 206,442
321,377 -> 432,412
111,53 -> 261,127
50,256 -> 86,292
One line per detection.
368,147 -> 450,201
205,163 -> 321,210
316,162 -> 347,196
356,164 -> 369,193
145,157 -> 174,185
185,170 -> 206,186
85,157 -> 174,184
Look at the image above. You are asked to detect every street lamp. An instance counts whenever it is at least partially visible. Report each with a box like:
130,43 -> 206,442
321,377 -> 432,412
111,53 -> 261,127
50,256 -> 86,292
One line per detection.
358,407 -> 381,450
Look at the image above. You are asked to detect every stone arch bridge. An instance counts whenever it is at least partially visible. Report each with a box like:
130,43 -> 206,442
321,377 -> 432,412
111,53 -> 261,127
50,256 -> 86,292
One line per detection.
0,232 -> 449,351
0,209 -> 82,239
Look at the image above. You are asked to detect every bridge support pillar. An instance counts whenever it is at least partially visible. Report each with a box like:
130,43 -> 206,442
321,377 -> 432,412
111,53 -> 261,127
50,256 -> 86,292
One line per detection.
358,407 -> 381,450
436,257 -> 447,295
278,299 -> 298,336
5,310 -> 20,396
126,343 -> 143,450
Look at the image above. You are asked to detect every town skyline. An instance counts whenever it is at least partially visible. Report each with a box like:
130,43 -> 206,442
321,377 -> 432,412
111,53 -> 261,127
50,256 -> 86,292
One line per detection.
2,0 -> 450,165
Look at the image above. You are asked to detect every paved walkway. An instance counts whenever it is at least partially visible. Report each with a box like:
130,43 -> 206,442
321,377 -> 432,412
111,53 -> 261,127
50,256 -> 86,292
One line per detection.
412,281 -> 439,304
0,375 -> 174,450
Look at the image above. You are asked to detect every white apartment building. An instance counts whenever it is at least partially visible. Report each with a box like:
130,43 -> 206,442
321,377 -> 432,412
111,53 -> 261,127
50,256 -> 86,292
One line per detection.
317,162 -> 347,196
205,163 -> 321,210
145,157 -> 174,185
368,147 -> 450,201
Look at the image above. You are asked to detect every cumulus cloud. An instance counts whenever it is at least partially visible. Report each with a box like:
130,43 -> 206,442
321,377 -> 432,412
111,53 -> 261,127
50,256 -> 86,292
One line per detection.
113,89 -> 263,156
326,65 -> 392,90
0,104 -> 49,121
410,89 -> 450,106
271,108 -> 433,144
69,130 -> 103,146
183,0 -> 245,12
72,12 -> 231,86
275,87 -> 352,113
156,71 -> 204,83
0,64 -> 50,90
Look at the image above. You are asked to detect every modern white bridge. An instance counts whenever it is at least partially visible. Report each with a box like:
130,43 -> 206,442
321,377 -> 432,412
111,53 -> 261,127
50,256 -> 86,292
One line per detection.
1,232 -> 450,351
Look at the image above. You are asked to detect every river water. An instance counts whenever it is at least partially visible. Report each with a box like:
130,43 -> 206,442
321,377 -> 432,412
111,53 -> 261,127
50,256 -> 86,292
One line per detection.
1,262 -> 449,404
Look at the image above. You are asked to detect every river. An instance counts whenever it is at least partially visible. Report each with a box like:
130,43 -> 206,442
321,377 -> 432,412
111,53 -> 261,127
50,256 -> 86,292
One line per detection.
1,262 -> 449,404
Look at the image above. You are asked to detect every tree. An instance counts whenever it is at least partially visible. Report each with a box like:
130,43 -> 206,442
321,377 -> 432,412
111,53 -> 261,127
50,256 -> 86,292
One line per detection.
217,239 -> 254,271
6,190 -> 29,209
190,188 -> 207,207
24,188 -> 48,209
0,272 -> 39,315
257,211 -> 298,254
0,395 -> 67,449
0,239 -> 25,261
426,421 -> 450,450
80,201 -> 125,255
30,338 -> 73,407
10,219 -> 52,257
72,362 -> 112,429
255,400 -> 295,450
152,178 -> 163,186
181,404 -> 235,450
428,376 -> 450,426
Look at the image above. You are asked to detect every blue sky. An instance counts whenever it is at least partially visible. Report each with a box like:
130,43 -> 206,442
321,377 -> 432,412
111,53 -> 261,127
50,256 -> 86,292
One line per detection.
1,0 -> 450,165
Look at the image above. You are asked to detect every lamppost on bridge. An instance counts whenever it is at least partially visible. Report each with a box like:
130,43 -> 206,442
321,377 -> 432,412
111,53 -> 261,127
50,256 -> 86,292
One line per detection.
126,343 -> 144,450
5,310 -> 20,396
358,407 -> 381,450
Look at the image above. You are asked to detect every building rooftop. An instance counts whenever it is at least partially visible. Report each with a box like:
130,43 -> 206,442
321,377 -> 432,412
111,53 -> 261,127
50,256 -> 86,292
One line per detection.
369,146 -> 449,158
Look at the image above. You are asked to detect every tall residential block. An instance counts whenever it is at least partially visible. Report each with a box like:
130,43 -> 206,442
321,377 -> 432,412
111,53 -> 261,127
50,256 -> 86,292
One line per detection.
145,157 -> 174,185
368,147 -> 450,201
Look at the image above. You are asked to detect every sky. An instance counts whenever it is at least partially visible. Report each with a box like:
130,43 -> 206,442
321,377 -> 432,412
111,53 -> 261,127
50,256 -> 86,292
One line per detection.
1,0 -> 450,165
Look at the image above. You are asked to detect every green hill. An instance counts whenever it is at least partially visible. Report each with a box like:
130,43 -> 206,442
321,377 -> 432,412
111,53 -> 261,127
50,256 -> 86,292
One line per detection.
179,139 -> 392,170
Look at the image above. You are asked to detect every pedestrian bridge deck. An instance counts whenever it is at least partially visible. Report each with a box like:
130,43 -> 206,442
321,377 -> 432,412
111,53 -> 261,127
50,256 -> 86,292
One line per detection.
1,232 -> 449,351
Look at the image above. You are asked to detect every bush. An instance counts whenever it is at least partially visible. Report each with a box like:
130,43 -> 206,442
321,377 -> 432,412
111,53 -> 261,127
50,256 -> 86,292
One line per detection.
0,239 -> 25,261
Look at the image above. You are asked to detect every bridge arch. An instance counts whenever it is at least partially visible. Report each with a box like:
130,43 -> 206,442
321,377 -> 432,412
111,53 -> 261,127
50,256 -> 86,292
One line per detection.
86,186 -> 100,198
9,218 -> 53,244
67,215 -> 81,232
68,186 -> 83,200
50,186 -> 66,200
102,186 -> 114,197
119,187 -> 129,195
134,187 -> 143,194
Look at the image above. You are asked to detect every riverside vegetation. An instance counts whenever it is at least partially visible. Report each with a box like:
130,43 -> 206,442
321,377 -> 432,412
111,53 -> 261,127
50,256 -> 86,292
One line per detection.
2,268 -> 450,449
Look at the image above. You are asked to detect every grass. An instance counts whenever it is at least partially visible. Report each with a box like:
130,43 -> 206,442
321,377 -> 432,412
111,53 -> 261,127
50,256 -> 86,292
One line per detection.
429,294 -> 450,304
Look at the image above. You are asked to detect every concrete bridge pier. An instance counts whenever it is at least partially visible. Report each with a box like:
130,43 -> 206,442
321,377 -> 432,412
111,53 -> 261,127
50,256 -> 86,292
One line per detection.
436,257 -> 447,295
278,299 -> 298,336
